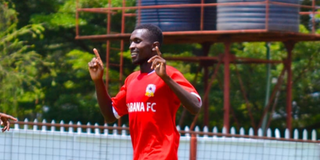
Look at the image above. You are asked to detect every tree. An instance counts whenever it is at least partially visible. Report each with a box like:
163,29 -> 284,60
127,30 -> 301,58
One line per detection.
0,0 -> 46,117
10,0 -> 133,124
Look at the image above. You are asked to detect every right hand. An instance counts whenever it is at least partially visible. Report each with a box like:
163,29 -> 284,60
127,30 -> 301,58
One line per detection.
148,46 -> 167,79
88,48 -> 104,81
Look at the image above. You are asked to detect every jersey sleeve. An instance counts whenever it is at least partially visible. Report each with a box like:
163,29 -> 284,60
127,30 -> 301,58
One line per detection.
111,84 -> 128,118
111,72 -> 139,118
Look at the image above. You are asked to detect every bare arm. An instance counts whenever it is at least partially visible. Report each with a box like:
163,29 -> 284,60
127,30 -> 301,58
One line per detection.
148,46 -> 201,114
0,113 -> 17,132
88,48 -> 117,123
93,79 -> 117,123
162,77 -> 201,114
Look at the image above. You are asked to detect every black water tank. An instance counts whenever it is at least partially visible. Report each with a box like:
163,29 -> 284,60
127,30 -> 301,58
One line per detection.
137,0 -> 216,31
217,0 -> 300,32
204,0 -> 217,30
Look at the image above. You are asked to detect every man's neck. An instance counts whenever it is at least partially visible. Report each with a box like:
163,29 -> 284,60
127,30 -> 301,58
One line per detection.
139,62 -> 153,73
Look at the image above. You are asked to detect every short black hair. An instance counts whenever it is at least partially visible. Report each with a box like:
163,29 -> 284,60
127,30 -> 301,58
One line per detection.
135,24 -> 163,46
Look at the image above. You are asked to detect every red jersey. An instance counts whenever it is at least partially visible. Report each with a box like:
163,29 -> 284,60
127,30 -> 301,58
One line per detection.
111,66 -> 201,160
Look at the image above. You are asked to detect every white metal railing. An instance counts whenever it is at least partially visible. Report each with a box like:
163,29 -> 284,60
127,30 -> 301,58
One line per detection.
0,119 -> 318,160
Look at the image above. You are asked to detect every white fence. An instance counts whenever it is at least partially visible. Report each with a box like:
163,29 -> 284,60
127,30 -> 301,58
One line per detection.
0,119 -> 319,160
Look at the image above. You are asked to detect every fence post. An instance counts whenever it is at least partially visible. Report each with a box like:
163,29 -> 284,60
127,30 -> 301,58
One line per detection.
189,133 -> 197,160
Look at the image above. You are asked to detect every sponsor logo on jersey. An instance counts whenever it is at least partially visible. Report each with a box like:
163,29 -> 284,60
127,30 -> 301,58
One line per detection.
145,84 -> 156,97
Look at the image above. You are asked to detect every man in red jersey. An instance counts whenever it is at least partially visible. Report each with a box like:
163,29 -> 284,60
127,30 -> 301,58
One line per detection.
88,24 -> 202,160
0,112 -> 17,132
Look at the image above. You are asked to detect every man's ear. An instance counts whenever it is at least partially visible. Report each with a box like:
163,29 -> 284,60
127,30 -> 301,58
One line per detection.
152,41 -> 160,51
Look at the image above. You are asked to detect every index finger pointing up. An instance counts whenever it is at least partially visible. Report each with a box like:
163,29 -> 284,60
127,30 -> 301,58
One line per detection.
155,46 -> 161,56
93,48 -> 101,60
92,48 -> 104,67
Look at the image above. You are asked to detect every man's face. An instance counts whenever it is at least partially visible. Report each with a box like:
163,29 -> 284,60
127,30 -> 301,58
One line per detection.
129,29 -> 154,65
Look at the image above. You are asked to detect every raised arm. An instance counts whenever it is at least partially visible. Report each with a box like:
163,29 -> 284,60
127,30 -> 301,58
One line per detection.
0,113 -> 17,132
148,47 -> 201,114
88,48 -> 117,123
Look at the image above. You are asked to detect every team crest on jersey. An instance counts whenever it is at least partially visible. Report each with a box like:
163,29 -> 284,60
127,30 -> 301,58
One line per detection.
145,84 -> 156,97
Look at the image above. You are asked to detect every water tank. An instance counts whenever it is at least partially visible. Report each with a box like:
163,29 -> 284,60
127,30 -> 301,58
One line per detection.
137,0 -> 216,31
217,0 -> 300,32
204,0 -> 217,30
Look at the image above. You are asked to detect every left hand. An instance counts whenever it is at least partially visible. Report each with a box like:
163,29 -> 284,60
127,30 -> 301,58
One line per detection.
0,113 -> 17,132
147,46 -> 167,78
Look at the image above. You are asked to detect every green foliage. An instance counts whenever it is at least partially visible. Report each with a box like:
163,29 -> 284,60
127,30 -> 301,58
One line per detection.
0,1 -> 47,117
66,50 -> 93,76
7,0 -> 135,124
